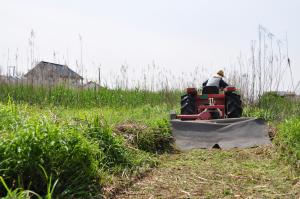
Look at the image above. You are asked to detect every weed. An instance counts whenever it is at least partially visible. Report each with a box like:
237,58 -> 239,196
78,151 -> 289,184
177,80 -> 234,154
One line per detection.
275,117 -> 300,170
243,92 -> 300,171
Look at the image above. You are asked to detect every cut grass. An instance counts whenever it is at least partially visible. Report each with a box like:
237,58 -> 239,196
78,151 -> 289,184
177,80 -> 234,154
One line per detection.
117,147 -> 300,198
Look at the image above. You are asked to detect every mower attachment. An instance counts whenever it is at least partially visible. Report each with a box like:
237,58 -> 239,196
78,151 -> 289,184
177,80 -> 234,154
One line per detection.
170,117 -> 270,150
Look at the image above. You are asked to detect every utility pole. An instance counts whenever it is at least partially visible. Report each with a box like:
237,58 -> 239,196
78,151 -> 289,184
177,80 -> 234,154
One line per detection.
79,34 -> 83,80
98,66 -> 101,87
258,25 -> 262,97
53,51 -> 56,63
15,48 -> 18,77
286,33 -> 294,91
30,29 -> 35,69
269,32 -> 274,91
251,40 -> 256,103
7,48 -> 9,77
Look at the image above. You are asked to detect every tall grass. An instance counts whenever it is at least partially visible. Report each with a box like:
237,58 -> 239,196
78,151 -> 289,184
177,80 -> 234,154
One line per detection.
275,117 -> 300,169
226,25 -> 295,104
0,101 -> 100,197
243,92 -> 300,171
243,92 -> 300,121
0,84 -> 179,108
0,101 -> 161,197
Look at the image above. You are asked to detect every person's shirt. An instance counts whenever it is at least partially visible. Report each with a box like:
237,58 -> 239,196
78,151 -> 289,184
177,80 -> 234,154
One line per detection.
202,75 -> 228,89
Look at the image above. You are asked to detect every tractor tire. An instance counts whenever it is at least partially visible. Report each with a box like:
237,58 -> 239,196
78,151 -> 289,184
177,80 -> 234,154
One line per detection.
225,92 -> 243,118
181,94 -> 197,115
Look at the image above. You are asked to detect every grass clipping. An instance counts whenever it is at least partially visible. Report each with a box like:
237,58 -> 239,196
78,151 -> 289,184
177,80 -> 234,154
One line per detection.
115,119 -> 174,153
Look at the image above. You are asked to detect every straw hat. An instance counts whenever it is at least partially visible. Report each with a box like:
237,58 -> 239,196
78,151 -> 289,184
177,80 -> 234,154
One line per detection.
217,70 -> 224,77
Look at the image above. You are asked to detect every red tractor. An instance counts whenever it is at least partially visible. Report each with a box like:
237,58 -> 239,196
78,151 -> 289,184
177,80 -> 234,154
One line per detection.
172,86 -> 242,120
170,86 -> 270,150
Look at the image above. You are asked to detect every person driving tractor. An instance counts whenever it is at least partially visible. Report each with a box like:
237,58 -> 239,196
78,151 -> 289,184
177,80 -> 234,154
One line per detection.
202,70 -> 228,90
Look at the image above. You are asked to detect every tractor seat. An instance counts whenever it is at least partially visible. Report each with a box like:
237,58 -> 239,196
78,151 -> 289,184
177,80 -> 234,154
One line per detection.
202,86 -> 219,94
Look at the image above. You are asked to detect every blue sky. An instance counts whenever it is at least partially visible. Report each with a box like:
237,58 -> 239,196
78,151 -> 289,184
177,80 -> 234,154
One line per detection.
0,0 -> 299,87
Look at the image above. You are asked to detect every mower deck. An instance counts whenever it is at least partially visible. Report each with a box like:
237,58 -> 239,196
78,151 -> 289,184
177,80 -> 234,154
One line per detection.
171,117 -> 271,150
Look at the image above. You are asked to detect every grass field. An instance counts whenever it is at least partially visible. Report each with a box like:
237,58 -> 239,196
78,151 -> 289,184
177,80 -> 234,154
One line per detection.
0,85 -> 176,198
0,85 -> 299,198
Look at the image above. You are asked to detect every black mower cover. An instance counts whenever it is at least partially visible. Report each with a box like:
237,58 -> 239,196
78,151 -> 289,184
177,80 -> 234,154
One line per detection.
170,118 -> 270,150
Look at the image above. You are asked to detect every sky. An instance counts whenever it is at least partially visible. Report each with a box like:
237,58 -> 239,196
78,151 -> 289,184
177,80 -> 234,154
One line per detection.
0,0 -> 299,89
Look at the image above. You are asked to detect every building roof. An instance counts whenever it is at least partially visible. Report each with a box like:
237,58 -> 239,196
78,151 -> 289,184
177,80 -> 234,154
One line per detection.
83,81 -> 101,88
0,75 -> 21,80
85,81 -> 100,85
24,61 -> 83,80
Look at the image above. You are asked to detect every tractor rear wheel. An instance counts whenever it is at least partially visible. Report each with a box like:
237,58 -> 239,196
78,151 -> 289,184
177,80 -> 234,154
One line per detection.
226,92 -> 242,118
181,94 -> 197,115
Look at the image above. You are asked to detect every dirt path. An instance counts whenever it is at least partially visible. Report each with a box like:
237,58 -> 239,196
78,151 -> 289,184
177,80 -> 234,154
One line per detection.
116,146 -> 299,198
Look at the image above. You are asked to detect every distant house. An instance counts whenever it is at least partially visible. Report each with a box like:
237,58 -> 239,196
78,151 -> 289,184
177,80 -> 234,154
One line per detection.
24,61 -> 83,86
0,75 -> 21,84
275,91 -> 296,97
264,91 -> 296,97
83,81 -> 101,90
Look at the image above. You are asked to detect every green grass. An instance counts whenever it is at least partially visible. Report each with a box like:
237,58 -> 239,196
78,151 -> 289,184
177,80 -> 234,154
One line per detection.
243,92 -> 300,171
0,84 -> 180,108
1,85 -> 300,197
275,117 -> 300,168
243,92 -> 300,122
0,100 -> 173,198
0,84 -> 178,197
